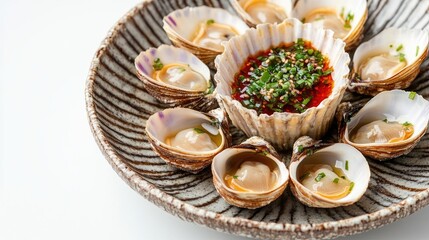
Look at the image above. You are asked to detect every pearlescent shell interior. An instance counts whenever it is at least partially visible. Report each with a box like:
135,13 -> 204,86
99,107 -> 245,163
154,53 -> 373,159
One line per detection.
135,44 -> 210,91
289,142 -> 370,207
86,0 -> 429,239
214,18 -> 350,149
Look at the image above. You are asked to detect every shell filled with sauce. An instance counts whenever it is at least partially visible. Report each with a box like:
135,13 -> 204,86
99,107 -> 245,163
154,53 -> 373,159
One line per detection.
214,19 -> 350,150
229,0 -> 292,27
349,28 -> 429,96
135,45 -> 217,112
292,0 -> 367,50
289,136 -> 370,208
163,6 -> 249,63
339,90 -> 429,160
212,137 -> 289,209
145,108 -> 231,173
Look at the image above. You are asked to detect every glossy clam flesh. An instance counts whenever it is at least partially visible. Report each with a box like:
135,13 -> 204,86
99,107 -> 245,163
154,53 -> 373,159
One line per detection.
299,164 -> 353,200
191,20 -> 239,52
152,63 -> 209,91
358,53 -> 406,81
224,156 -> 279,193
304,8 -> 350,39
350,120 -> 414,144
240,0 -> 287,24
165,125 -> 222,152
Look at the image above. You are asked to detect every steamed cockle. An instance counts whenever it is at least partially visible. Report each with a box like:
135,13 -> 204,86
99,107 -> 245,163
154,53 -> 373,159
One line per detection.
212,137 -> 289,209
229,0 -> 291,27
350,120 -> 414,144
303,8 -> 351,39
152,62 -> 209,91
191,19 -> 239,52
145,108 -> 231,173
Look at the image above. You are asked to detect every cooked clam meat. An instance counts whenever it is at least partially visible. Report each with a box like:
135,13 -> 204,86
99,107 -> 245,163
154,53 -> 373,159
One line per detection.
358,53 -> 407,81
241,0 -> 287,24
304,8 -> 351,39
165,125 -> 222,152
225,159 -> 279,193
351,120 -> 414,144
152,61 -> 208,91
191,19 -> 239,52
300,164 -> 353,200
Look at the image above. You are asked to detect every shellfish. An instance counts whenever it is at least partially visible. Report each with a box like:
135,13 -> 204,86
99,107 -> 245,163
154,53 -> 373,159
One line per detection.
338,90 -> 429,160
289,136 -> 370,208
349,28 -> 429,96
163,6 -> 249,64
145,108 -> 231,173
212,137 -> 289,209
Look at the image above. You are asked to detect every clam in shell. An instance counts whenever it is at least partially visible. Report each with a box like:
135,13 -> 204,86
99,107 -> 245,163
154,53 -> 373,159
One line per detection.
338,90 -> 429,160
289,136 -> 370,208
293,0 -> 367,51
212,137 -> 289,209
145,108 -> 231,173
229,0 -> 292,27
163,6 -> 249,64
349,28 -> 429,96
135,45 -> 217,112
214,18 -> 350,150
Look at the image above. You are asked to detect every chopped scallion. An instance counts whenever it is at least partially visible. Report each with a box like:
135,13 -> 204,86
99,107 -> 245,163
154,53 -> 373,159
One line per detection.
315,172 -> 326,182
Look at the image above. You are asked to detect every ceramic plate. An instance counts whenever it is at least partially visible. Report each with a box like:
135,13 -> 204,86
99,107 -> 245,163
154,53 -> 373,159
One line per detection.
85,0 -> 429,239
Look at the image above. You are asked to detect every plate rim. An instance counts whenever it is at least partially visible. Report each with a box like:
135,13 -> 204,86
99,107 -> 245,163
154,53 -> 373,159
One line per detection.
85,0 -> 429,238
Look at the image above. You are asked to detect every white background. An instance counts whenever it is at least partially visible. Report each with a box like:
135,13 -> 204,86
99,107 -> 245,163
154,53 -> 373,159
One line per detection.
1,0 -> 429,239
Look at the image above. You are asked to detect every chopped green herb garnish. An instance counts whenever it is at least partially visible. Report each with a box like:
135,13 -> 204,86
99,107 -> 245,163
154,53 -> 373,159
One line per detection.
302,96 -> 312,106
396,44 -> 404,52
301,17 -> 306,23
300,172 -> 310,181
398,53 -> 406,62
383,119 -> 388,123
333,178 -> 340,184
345,160 -> 349,171
409,91 -> 417,100
193,128 -> 205,134
341,176 -> 346,179
178,67 -> 186,73
315,172 -> 326,182
402,121 -> 413,126
298,145 -> 304,153
349,182 -> 355,192
389,44 -> 393,48
206,19 -> 215,25
344,12 -> 354,29
153,58 -> 164,71
416,46 -> 420,56
233,175 -> 238,179
260,71 -> 270,82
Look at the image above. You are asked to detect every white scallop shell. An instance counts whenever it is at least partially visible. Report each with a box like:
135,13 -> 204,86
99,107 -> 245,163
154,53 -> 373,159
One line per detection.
341,90 -> 429,160
163,6 -> 249,63
229,0 -> 292,27
214,18 -> 350,150
289,136 -> 370,208
292,0 -> 367,50
349,28 -> 429,95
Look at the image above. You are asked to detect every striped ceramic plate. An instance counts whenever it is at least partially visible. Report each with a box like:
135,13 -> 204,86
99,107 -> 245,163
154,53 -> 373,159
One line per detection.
85,0 -> 429,239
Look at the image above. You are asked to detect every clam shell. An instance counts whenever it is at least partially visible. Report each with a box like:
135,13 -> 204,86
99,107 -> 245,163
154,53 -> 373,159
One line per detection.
289,136 -> 370,208
229,0 -> 292,27
212,137 -> 289,209
214,18 -> 350,150
338,90 -> 429,160
163,6 -> 249,64
145,108 -> 231,173
349,28 -> 429,96
135,45 -> 217,112
292,0 -> 367,51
